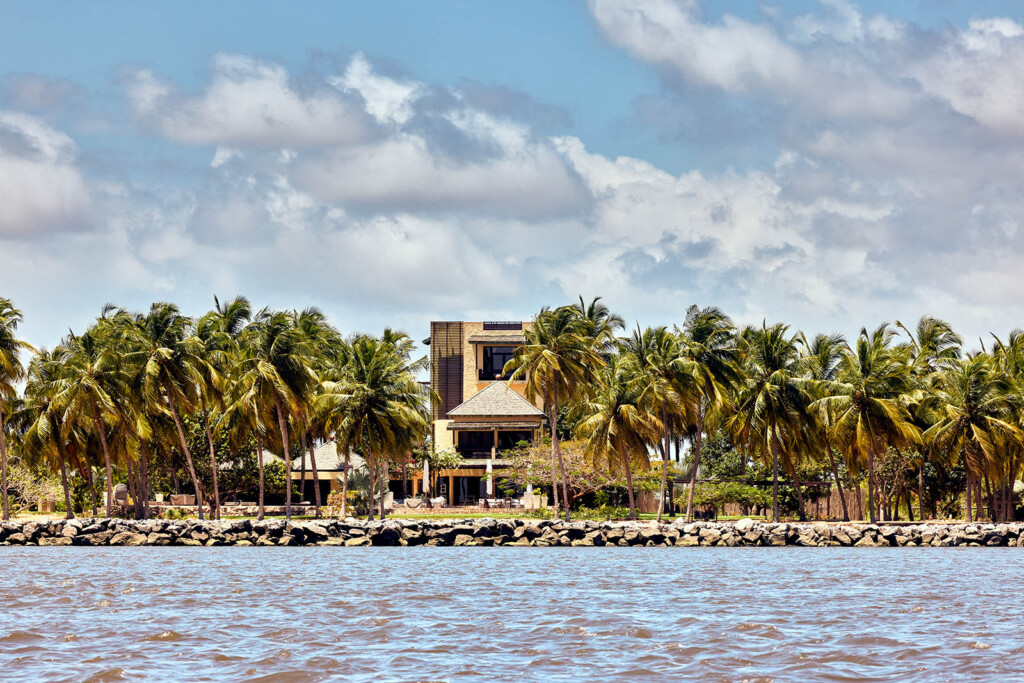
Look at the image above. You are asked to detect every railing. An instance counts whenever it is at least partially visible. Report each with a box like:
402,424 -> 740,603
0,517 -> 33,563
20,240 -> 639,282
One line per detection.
483,321 -> 522,330
479,368 -> 514,381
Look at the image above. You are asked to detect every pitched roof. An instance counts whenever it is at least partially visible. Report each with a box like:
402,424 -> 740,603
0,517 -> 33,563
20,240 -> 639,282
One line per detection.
259,441 -> 365,471
292,440 -> 365,471
447,382 -> 545,418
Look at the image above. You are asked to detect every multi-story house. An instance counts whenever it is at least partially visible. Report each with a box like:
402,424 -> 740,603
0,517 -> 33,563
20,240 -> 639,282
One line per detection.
425,320 -> 544,505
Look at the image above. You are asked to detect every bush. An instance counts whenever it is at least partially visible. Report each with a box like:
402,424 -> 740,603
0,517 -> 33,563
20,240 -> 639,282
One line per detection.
679,481 -> 771,512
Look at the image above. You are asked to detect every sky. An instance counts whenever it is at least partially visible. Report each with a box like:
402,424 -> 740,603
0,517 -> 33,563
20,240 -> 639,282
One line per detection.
3,0 -> 1024,351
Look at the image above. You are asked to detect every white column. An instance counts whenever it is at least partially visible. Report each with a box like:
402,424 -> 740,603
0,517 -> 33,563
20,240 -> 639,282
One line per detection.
423,458 -> 431,495
486,460 -> 493,496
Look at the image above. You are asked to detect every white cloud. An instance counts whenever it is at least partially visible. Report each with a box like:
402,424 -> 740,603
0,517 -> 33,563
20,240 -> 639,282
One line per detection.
589,0 -> 805,95
0,111 -> 90,236
333,52 -> 422,126
125,54 -> 376,146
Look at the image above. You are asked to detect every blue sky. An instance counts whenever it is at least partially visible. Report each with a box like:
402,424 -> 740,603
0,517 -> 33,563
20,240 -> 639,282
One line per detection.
3,0 -> 1024,349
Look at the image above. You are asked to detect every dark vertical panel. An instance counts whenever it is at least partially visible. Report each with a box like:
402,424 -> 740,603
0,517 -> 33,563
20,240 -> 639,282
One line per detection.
430,321 -> 463,421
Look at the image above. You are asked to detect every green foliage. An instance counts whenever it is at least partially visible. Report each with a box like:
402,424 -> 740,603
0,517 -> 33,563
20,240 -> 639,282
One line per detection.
683,481 -> 771,511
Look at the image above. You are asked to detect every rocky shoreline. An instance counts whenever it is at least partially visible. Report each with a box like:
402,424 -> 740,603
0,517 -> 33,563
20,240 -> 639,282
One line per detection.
2,517 -> 1023,547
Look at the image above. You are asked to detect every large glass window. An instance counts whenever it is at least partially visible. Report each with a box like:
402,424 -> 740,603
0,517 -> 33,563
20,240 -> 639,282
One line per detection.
481,346 -> 516,380
497,430 -> 534,451
458,431 -> 493,456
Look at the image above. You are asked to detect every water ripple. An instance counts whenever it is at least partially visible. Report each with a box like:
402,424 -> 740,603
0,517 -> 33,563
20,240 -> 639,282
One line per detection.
0,547 -> 1021,681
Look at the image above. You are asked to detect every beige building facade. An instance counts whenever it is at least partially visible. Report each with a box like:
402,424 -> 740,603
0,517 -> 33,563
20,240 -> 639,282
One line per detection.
426,320 -> 545,504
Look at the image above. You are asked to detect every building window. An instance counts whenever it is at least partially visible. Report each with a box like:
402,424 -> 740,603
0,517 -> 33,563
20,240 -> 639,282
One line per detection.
457,431 -> 493,456
497,431 -> 533,451
481,346 -> 516,380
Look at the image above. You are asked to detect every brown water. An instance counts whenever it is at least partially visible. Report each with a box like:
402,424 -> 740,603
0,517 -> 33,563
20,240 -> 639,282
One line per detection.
0,547 -> 1021,682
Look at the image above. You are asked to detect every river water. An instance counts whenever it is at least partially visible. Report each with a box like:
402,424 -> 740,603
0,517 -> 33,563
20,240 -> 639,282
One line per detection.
0,548 -> 1021,682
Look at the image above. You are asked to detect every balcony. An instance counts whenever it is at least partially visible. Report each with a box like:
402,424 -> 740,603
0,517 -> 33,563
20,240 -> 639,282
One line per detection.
478,368 -> 514,381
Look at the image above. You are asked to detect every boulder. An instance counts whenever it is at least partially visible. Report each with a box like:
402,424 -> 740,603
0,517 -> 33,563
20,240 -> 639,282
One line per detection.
734,518 -> 755,534
39,536 -> 73,546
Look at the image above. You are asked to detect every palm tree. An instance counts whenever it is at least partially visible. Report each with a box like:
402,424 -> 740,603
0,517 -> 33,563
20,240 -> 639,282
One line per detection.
576,356 -> 661,519
574,295 -> 625,352
799,332 -> 852,521
898,316 -> 962,518
925,355 -> 1021,522
193,296 -> 252,519
317,334 -> 429,521
0,298 -> 31,521
120,303 -> 207,519
20,349 -> 78,518
728,323 -> 806,522
677,305 -> 738,522
812,325 -> 919,523
506,306 -> 604,521
232,310 -> 316,520
619,325 -> 691,521
58,327 -> 129,517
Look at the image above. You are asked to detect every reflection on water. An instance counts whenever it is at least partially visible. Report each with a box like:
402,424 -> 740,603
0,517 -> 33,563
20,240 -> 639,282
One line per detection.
0,547 -> 1021,682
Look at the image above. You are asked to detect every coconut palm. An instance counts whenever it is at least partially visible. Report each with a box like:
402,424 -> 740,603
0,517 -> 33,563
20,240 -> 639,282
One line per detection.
20,349 -> 79,518
677,305 -> 738,522
574,295 -> 626,353
193,296 -> 252,519
506,305 -> 605,520
119,303 -> 207,519
619,325 -> 692,521
231,310 -> 316,520
799,332 -> 852,521
57,327 -> 130,517
924,355 -> 1021,522
0,298 -> 31,521
728,323 -> 806,522
317,334 -> 429,521
576,356 -> 662,519
899,316 -> 963,518
812,325 -> 920,523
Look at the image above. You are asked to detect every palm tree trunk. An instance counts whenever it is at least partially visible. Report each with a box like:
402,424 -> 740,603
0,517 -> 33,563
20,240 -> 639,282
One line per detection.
87,466 -> 98,517
983,475 -> 995,522
200,398 -> 221,521
793,471 -> 806,521
255,433 -> 265,521
164,379 -> 205,520
299,427 -> 308,503
770,425 -> 783,523
918,457 -> 926,521
90,398 -> 116,518
58,456 -> 74,520
867,444 -> 878,524
0,406 -> 8,521
905,486 -> 914,522
139,441 -> 151,520
685,404 -> 705,522
657,406 -> 670,522
366,453 -> 376,521
307,431 -> 322,518
550,396 -> 571,522
273,396 -> 292,521
379,458 -> 387,521
619,443 -> 636,520
340,450 -> 350,519
546,395 -> 560,518
823,436 -> 849,521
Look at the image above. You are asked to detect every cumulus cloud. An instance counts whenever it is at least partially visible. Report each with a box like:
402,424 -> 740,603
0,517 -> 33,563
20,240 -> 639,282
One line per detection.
0,111 -> 90,236
124,54 -> 377,146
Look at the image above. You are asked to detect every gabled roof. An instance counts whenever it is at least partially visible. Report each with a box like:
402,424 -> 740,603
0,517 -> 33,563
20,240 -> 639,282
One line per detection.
447,381 -> 545,418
